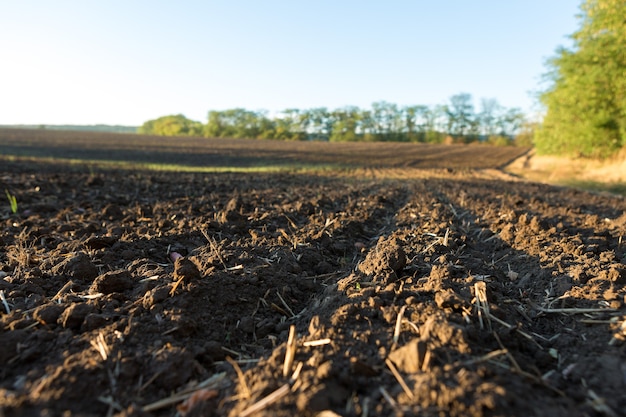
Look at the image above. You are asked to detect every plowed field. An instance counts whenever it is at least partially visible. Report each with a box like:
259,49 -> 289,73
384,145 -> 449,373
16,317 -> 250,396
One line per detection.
1,129 -> 625,417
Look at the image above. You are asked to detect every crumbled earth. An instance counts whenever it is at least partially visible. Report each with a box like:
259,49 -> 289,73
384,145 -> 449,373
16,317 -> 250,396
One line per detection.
1,160 -> 625,417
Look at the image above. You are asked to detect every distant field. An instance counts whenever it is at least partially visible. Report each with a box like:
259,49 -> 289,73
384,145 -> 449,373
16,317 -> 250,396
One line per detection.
0,128 -> 529,171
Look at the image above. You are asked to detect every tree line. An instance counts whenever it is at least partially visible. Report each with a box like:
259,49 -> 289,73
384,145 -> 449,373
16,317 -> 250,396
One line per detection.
139,94 -> 531,146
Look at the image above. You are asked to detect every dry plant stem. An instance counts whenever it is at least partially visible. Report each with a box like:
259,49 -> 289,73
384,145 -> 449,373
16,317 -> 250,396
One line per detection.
493,332 -> 522,373
474,281 -> 491,331
284,215 -> 298,230
216,358 -> 260,365
385,358 -> 414,400
169,279 -> 184,297
379,386 -> 399,411
240,363 -> 304,417
587,389 -> 618,417
89,332 -> 110,361
302,338 -> 331,347
283,325 -> 297,377
97,395 -> 123,413
362,397 -> 370,417
141,373 -> 226,412
460,349 -> 508,367
486,310 -> 542,349
536,306 -> 618,314
51,280 -> 74,301
488,357 -> 565,397
276,290 -> 296,317
393,305 -> 407,346
138,371 -> 162,394
402,318 -> 420,334
0,290 -> 10,314
290,361 -> 303,383
202,230 -> 228,271
239,384 -> 290,417
270,302 -> 290,317
221,346 -> 242,357
226,356 -> 251,400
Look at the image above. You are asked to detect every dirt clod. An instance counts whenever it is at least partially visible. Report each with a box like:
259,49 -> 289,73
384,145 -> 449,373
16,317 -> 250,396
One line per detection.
90,270 -> 133,294
59,302 -> 96,330
33,303 -> 65,325
358,236 -> 406,282
173,257 -> 202,281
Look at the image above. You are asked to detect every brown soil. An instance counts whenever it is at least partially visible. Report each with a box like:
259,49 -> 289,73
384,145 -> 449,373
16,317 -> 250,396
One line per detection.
0,128 -> 528,170
1,130 -> 625,417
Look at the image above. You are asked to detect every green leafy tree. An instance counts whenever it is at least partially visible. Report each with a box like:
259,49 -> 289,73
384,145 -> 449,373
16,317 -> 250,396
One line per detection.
302,108 -> 332,141
498,108 -> 525,137
478,98 -> 504,137
535,0 -> 626,158
423,105 -> 446,143
139,114 -> 203,136
329,106 -> 361,142
514,121 -> 538,147
372,101 -> 405,141
446,93 -> 478,142
204,109 -> 269,139
402,105 -> 430,142
273,109 -> 307,140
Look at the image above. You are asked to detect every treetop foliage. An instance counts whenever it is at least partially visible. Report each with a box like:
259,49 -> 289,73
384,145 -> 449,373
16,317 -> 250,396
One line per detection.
140,95 -> 527,146
138,114 -> 203,137
535,0 -> 626,158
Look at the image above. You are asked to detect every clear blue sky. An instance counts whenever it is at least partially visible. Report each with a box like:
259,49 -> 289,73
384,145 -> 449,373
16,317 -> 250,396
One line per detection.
0,1 -> 581,126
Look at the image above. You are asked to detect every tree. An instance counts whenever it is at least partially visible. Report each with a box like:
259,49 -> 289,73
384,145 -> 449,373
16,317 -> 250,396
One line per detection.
139,114 -> 203,136
371,101 -> 402,141
204,109 -> 269,139
535,0 -> 626,158
446,93 -> 478,141
303,108 -> 332,141
273,109 -> 307,141
498,108 -> 525,137
329,106 -> 361,142
423,106 -> 446,143
478,98 -> 504,137
400,105 -> 430,142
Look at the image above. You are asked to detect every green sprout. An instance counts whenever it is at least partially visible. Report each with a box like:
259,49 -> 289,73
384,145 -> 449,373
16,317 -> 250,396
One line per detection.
5,190 -> 17,214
